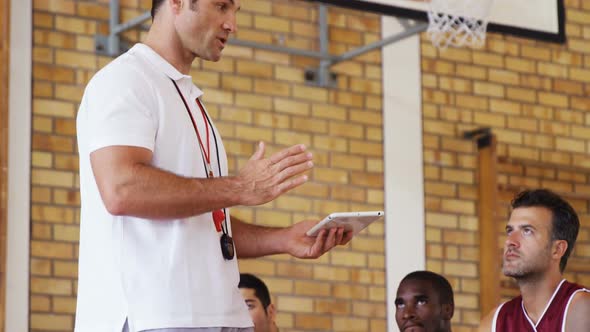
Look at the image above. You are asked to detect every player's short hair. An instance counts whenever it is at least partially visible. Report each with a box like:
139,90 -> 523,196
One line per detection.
239,273 -> 272,310
401,270 -> 454,305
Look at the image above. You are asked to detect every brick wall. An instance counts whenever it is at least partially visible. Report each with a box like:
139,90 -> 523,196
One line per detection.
30,1 -> 385,331
422,1 -> 590,331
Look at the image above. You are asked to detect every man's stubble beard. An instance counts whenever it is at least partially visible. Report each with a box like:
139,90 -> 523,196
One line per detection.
502,243 -> 553,281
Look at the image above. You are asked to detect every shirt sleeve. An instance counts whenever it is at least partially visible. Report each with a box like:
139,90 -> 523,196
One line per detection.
83,62 -> 158,154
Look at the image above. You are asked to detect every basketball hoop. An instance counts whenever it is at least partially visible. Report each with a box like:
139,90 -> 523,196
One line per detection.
427,0 -> 495,49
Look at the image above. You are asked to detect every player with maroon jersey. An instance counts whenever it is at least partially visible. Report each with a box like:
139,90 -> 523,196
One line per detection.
479,189 -> 590,332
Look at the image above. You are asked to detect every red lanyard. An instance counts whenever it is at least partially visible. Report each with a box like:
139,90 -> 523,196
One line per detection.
171,82 -> 214,177
171,80 -> 226,233
192,99 -> 213,177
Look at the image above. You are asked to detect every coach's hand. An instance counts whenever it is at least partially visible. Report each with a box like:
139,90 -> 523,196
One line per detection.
283,220 -> 353,259
236,142 -> 313,206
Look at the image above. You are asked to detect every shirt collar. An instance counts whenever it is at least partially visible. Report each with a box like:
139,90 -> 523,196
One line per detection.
130,43 -> 203,98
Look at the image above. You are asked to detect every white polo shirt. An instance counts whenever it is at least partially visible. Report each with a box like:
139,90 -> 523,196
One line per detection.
75,44 -> 252,332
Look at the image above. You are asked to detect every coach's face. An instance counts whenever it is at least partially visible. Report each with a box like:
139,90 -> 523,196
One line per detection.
173,0 -> 239,61
395,280 -> 451,332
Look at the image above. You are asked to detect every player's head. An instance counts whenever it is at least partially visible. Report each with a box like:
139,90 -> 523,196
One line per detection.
150,0 -> 239,61
239,273 -> 278,332
395,271 -> 454,332
505,189 -> 579,275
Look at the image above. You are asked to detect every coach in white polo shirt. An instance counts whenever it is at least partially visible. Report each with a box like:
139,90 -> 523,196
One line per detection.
75,0 -> 352,331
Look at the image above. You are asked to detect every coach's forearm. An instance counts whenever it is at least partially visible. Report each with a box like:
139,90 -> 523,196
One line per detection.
231,217 -> 288,258
100,162 -> 248,219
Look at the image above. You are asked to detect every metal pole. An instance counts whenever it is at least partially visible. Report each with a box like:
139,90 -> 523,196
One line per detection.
318,4 -> 330,86
330,22 -> 428,65
228,38 -> 332,60
108,0 -> 120,55
112,11 -> 151,35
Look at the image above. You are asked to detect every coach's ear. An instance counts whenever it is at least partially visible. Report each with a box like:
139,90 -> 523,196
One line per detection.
442,303 -> 454,320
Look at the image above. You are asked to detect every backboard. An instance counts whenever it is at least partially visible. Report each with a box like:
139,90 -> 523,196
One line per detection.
311,0 -> 566,43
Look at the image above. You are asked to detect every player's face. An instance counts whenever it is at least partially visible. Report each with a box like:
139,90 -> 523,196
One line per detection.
240,288 -> 275,332
174,0 -> 239,61
395,280 -> 449,332
503,206 -> 555,279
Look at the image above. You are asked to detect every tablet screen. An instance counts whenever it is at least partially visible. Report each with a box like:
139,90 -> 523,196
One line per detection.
306,211 -> 384,236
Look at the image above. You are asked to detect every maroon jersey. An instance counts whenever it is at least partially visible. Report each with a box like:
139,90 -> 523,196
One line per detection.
493,280 -> 589,332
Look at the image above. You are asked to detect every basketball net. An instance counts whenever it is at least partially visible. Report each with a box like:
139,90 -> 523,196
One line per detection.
427,0 -> 495,49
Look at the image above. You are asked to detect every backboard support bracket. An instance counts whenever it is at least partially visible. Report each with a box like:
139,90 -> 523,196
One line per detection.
304,4 -> 427,87
95,1 -> 427,88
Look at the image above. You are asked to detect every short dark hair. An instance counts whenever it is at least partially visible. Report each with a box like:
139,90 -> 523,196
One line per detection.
152,0 -> 199,18
511,189 -> 579,272
401,271 -> 454,306
239,273 -> 272,309
151,0 -> 165,19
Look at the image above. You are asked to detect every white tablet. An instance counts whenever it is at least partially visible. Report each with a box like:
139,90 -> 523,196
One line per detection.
305,211 -> 384,236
